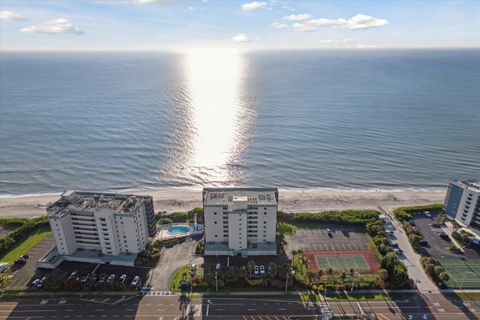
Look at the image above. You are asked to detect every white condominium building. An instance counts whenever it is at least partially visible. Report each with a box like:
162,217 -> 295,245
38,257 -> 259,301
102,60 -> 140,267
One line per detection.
203,187 -> 278,256
444,180 -> 480,230
42,191 -> 156,267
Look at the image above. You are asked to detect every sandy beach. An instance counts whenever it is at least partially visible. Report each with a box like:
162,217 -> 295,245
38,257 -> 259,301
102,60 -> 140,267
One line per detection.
0,189 -> 446,218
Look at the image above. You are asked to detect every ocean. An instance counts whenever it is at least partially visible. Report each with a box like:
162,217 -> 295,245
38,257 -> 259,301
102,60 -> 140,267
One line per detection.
0,50 -> 479,196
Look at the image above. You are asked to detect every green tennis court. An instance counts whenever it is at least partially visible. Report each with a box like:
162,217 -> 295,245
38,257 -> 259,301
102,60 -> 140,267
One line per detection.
316,254 -> 369,271
438,257 -> 480,288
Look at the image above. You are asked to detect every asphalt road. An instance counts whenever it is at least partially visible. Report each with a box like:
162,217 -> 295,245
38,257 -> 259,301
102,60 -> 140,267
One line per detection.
1,292 -> 478,320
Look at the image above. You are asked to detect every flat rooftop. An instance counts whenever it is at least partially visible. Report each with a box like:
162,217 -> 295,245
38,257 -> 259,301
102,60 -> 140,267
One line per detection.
456,180 -> 480,192
47,191 -> 146,215
203,187 -> 278,206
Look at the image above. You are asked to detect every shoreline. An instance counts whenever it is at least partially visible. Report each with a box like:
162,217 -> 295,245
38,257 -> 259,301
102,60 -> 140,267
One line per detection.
0,188 -> 446,218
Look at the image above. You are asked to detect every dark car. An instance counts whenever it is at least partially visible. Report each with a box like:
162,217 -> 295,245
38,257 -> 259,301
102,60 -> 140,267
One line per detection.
419,239 -> 428,246
14,257 -> 27,265
440,233 -> 451,241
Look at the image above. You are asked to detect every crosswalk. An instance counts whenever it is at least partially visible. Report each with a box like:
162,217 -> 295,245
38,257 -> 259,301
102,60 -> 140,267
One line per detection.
142,290 -> 177,296
241,316 -> 293,320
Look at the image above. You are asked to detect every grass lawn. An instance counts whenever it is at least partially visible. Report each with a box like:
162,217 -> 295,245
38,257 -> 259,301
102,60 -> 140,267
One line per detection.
169,265 -> 194,292
0,229 -> 52,265
276,222 -> 297,235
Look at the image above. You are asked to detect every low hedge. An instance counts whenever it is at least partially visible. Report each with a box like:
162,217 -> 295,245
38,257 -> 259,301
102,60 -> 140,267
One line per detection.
0,216 -> 49,256
277,210 -> 380,226
394,204 -> 443,221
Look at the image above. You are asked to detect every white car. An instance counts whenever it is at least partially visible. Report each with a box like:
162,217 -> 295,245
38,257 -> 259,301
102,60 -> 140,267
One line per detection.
131,275 -> 140,287
254,265 -> 259,275
424,211 -> 432,218
107,274 -> 115,283
119,274 -> 127,284
259,265 -> 265,274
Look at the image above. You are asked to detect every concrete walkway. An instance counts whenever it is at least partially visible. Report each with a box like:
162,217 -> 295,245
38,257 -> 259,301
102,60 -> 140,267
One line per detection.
379,206 -> 439,293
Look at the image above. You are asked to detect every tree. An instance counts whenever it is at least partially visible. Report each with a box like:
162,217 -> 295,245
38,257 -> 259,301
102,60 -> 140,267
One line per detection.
268,262 -> 277,278
340,272 -> 347,284
349,268 -> 355,276
326,267 -> 334,277
379,269 -> 389,282
317,268 -> 324,280
247,260 -> 255,278
439,272 -> 450,283
306,270 -> 317,285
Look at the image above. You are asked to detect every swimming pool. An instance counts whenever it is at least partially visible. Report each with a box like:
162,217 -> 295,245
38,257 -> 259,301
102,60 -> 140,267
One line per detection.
167,225 -> 191,235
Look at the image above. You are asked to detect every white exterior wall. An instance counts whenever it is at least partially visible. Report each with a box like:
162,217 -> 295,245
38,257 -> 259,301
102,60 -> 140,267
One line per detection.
47,199 -> 150,257
455,189 -> 480,226
204,190 -> 278,256
48,212 -> 77,255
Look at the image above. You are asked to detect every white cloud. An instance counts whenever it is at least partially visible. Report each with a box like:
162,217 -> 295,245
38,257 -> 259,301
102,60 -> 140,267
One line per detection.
271,22 -> 288,30
306,14 -> 388,30
343,14 -> 388,30
320,38 -> 354,44
283,13 -> 312,21
241,1 -> 267,11
20,18 -> 84,35
134,0 -> 173,3
187,6 -> 194,11
232,33 -> 250,42
292,23 -> 316,32
0,10 -> 25,21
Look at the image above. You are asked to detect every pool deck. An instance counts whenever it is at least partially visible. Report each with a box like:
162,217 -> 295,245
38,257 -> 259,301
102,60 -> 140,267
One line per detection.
155,223 -> 203,241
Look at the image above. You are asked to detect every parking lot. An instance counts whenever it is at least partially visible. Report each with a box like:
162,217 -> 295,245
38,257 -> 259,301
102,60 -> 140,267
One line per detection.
410,210 -> 478,259
7,235 -> 55,289
285,227 -> 369,253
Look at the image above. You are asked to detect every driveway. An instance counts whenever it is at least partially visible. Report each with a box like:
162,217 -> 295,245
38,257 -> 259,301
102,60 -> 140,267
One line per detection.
148,238 -> 203,291
380,206 -> 438,293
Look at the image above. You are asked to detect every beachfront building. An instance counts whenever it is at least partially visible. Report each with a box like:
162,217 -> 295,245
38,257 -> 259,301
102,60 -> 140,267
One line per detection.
203,187 -> 278,256
39,191 -> 156,268
444,180 -> 480,235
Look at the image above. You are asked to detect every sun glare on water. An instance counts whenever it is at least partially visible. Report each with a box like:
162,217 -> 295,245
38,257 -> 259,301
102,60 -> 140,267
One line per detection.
183,47 -> 249,184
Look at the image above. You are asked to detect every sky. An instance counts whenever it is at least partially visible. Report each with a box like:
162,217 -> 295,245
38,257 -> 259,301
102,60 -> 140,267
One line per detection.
0,0 -> 479,51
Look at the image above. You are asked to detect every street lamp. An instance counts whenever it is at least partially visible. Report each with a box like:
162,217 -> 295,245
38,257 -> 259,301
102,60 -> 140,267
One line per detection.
350,272 -> 359,293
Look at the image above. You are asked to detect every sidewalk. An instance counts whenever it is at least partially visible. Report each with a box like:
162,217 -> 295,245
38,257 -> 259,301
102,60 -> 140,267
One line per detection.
379,206 -> 439,293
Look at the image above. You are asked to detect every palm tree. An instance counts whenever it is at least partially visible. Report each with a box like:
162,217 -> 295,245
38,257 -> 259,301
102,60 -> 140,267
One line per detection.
306,270 -> 317,285
349,268 -> 355,277
268,262 -> 277,277
317,268 -> 324,280
247,260 -> 255,278
326,267 -> 334,277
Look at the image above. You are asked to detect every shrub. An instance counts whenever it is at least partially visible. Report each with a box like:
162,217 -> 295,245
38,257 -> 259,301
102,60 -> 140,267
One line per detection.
394,204 -> 443,221
0,216 -> 49,256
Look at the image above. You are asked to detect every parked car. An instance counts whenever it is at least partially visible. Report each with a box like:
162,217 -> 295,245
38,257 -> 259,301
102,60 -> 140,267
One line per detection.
424,211 -> 432,218
15,257 -> 27,265
119,274 -> 127,284
419,239 -> 428,246
440,233 -> 451,241
107,274 -> 115,283
68,271 -> 77,280
0,262 -> 8,273
31,278 -> 41,287
259,265 -> 265,274
254,265 -> 259,275
98,274 -> 107,283
131,275 -> 141,287
20,254 -> 29,260
393,248 -> 404,254
80,276 -> 88,283
326,228 -> 333,237
391,243 -> 399,248
36,276 -> 47,288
